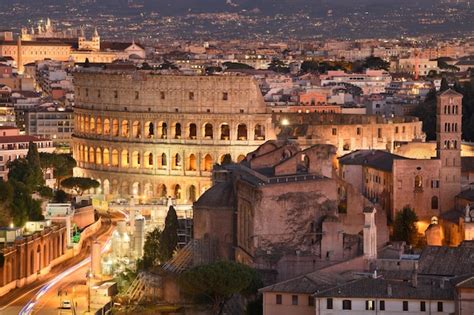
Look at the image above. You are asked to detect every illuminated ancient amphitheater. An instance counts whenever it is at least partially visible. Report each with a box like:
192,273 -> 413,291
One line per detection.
72,69 -> 273,203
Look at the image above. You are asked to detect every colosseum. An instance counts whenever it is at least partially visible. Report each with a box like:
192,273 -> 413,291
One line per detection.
72,68 -> 425,204
72,69 -> 274,204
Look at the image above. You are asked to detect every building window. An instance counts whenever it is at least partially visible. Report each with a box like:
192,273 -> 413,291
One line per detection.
431,180 -> 439,188
135,91 -> 139,100
403,301 -> 409,311
160,91 -> 165,100
342,300 -> 352,310
366,300 -> 375,310
420,301 -> 426,312
189,92 -> 194,100
380,300 -> 385,311
292,295 -> 298,305
415,175 -> 423,190
114,90 -> 118,98
223,92 -> 228,100
357,127 -> 361,135
308,296 -> 315,306
395,126 -> 399,133
326,298 -> 333,309
332,128 -> 337,136
431,196 -> 439,209
276,294 -> 282,305
378,128 -> 382,138
240,109 -> 244,113
437,302 -> 443,312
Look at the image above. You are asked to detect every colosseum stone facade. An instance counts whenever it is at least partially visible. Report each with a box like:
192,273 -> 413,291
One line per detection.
72,69 -> 274,203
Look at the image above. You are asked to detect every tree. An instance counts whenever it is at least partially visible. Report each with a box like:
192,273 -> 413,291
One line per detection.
158,59 -> 178,70
54,190 -> 69,203
440,77 -> 450,92
61,177 -> 100,196
392,206 -> 419,245
362,56 -> 390,71
159,206 -> 179,261
40,153 -> 77,189
178,261 -> 257,315
268,58 -> 290,74
0,181 -> 13,226
8,142 -> 45,193
300,60 -> 320,73
8,180 -> 44,226
141,227 -> 162,269
222,62 -> 254,70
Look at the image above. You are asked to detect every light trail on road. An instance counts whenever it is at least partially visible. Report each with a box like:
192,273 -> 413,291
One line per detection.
19,239 -> 112,315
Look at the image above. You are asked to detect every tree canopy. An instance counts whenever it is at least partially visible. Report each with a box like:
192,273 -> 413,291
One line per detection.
141,227 -> 162,269
392,206 -> 419,245
268,58 -> 289,74
222,62 -> 254,70
39,153 -> 77,188
178,261 -> 259,315
61,177 -> 100,195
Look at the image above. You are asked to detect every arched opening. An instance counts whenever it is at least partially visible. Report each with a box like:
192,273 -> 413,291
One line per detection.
431,196 -> 439,209
112,119 -> 119,136
111,149 -> 119,167
189,123 -> 197,139
103,179 -> 110,195
415,175 -> 423,190
103,119 -> 110,135
203,154 -> 213,172
84,116 -> 90,133
30,250 -> 35,275
174,123 -> 182,139
121,150 -> 129,167
132,182 -> 140,196
36,244 -> 41,271
237,124 -> 248,140
144,183 -> 153,199
188,154 -> 197,171
145,121 -> 154,138
89,147 -> 95,164
90,117 -> 95,133
237,154 -> 246,163
144,152 -> 153,168
132,121 -> 141,138
103,148 -> 110,166
121,120 -> 129,137
43,244 -> 48,267
203,123 -> 213,139
161,153 -> 167,169
97,147 -> 104,165
172,153 -> 182,170
79,115 -> 84,132
220,123 -> 230,140
157,184 -> 167,198
132,151 -> 141,168
188,185 -> 197,203
301,154 -> 310,172
254,124 -> 265,140
173,184 -> 182,200
159,122 -> 167,139
96,118 -> 102,134
79,145 -> 84,162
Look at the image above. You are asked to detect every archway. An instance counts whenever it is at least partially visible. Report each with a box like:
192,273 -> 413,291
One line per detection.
121,150 -> 129,167
132,151 -> 141,168
121,120 -> 129,137
203,123 -> 213,139
220,123 -> 230,140
145,121 -> 154,138
132,121 -> 141,138
103,119 -> 110,135
237,124 -> 248,140
203,154 -> 213,171
96,118 -> 102,134
95,148 -> 102,165
103,179 -> 110,195
188,185 -> 197,203
112,119 -> 119,136
173,184 -> 182,200
111,149 -> 119,167
189,123 -> 197,139
188,154 -> 197,171
144,152 -> 153,168
254,124 -> 265,140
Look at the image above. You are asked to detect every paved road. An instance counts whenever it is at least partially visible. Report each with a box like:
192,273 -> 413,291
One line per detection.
0,214 -> 118,315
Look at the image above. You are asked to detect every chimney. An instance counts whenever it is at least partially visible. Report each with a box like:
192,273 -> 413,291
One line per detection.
387,284 -> 392,297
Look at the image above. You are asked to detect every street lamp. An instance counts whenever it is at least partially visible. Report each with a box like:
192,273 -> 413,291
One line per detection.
86,268 -> 94,313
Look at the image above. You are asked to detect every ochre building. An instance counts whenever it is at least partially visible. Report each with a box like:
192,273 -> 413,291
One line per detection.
72,69 -> 273,203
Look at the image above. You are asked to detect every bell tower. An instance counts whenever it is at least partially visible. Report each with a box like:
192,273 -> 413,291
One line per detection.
437,89 -> 463,213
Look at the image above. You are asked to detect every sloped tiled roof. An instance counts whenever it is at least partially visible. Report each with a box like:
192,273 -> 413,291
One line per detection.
418,245 -> 474,277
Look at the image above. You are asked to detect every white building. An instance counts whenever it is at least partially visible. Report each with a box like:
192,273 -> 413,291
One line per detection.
320,70 -> 392,95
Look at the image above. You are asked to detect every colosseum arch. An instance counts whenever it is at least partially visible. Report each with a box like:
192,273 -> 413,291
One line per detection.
84,116 -> 90,133
144,152 -> 154,168
160,153 -> 167,169
90,117 -> 96,133
203,123 -> 213,139
112,149 -> 119,167
43,243 -> 48,267
254,124 -> 265,140
79,145 -> 84,162
157,184 -> 167,198
88,147 -> 95,164
145,121 -> 154,138
237,154 -> 246,163
103,179 -> 110,195
188,185 -> 197,203
172,153 -> 182,170
95,148 -> 102,165
144,182 -> 153,199
173,184 -> 182,200
237,124 -> 248,140
103,119 -> 110,135
173,122 -> 182,139
121,120 -> 129,137
96,117 -> 103,135
220,123 -> 230,140
112,119 -> 119,136
158,122 -> 168,139
121,150 -> 129,167
103,148 -> 110,166
132,182 -> 141,196
203,154 -> 213,171
189,123 -> 197,139
79,115 -> 84,132
188,154 -> 197,171
132,121 -> 141,138
131,151 -> 141,168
